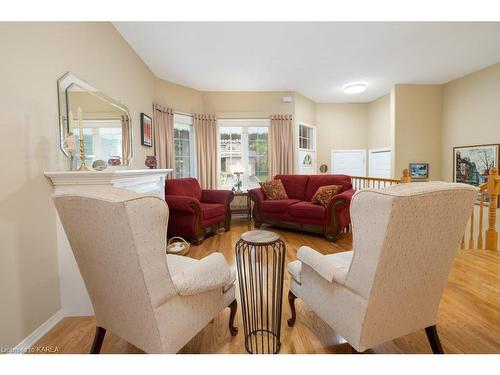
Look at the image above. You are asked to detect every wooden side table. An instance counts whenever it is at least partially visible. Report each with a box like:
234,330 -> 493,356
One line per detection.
235,230 -> 286,354
231,190 -> 252,220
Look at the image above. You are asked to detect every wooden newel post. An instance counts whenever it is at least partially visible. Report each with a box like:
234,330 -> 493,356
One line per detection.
400,169 -> 412,183
485,168 -> 499,251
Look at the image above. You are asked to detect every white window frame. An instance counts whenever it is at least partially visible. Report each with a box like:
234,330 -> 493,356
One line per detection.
173,113 -> 196,179
75,119 -> 122,162
297,122 -> 317,174
298,122 -> 316,152
217,118 -> 270,190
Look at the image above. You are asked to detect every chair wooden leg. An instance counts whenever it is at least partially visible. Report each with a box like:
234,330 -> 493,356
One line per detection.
90,326 -> 106,354
228,299 -> 238,336
425,325 -> 444,354
287,291 -> 297,327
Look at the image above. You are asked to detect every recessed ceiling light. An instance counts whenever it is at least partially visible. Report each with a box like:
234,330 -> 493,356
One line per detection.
343,82 -> 367,94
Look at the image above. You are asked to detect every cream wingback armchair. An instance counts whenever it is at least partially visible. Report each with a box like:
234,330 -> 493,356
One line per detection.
53,187 -> 238,354
287,182 -> 476,354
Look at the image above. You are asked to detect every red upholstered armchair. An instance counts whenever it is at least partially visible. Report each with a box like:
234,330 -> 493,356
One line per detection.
165,178 -> 234,245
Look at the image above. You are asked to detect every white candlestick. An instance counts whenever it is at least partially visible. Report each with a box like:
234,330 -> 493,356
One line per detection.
77,107 -> 83,139
68,110 -> 74,133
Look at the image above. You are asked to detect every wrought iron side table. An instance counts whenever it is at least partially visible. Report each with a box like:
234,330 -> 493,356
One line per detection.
235,230 -> 286,354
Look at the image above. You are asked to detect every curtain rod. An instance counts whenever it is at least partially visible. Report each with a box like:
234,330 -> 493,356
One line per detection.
170,110 -> 285,120
217,117 -> 271,120
173,110 -> 193,117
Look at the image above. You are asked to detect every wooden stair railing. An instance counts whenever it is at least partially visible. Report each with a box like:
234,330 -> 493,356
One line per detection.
461,168 -> 499,252
346,169 -> 411,233
351,169 -> 412,190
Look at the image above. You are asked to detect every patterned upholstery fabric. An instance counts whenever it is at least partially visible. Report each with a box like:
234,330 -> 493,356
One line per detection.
311,185 -> 343,206
260,179 -> 288,200
288,182 -> 477,352
53,187 -> 235,353
304,174 -> 352,201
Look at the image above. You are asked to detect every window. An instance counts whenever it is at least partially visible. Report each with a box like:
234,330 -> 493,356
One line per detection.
299,123 -> 314,150
74,119 -> 122,164
173,114 -> 196,179
298,123 -> 317,174
218,119 -> 269,190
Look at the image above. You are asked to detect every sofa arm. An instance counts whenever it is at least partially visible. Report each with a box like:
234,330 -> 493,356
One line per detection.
170,253 -> 233,296
296,246 -> 348,284
201,189 -> 234,205
327,188 -> 354,220
248,188 -> 265,203
328,188 -> 355,208
165,195 -> 201,214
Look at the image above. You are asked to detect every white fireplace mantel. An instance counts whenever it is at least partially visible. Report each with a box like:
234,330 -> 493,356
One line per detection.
45,168 -> 172,317
45,169 -> 171,196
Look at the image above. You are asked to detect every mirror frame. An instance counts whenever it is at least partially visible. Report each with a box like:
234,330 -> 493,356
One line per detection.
57,71 -> 133,165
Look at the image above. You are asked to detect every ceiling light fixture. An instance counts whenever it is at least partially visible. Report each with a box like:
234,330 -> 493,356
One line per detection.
343,82 -> 367,94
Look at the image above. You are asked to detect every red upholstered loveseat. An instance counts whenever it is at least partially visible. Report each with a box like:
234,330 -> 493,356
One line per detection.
249,174 -> 354,241
165,178 -> 234,245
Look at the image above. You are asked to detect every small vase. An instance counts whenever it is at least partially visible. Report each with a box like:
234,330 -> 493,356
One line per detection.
145,155 -> 157,169
107,156 -> 122,166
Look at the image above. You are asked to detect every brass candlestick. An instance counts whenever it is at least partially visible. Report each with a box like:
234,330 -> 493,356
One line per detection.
78,137 -> 89,171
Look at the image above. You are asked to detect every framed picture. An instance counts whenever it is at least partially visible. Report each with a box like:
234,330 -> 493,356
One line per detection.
409,163 -> 429,180
141,113 -> 153,147
453,144 -> 499,205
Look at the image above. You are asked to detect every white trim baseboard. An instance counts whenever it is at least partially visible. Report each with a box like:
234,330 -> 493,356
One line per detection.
9,310 -> 64,354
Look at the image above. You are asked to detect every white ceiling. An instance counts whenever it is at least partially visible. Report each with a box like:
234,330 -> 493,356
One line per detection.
113,22 -> 500,103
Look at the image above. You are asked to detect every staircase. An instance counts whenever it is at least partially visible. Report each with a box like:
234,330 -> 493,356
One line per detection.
350,168 -> 499,251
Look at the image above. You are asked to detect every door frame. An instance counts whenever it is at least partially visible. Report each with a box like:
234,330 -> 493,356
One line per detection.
330,149 -> 367,177
368,147 -> 392,178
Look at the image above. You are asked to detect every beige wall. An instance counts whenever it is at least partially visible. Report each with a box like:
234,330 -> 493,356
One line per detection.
0,22 -> 157,349
154,79 -> 204,114
202,91 -> 293,118
442,62 -> 500,182
392,85 -> 443,180
315,103 -> 369,172
367,94 -> 391,150
442,63 -> 500,239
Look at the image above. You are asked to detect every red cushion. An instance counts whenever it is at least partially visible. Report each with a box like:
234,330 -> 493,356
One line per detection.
274,175 -> 308,200
166,178 -> 202,200
260,199 -> 301,213
304,175 -> 352,201
200,203 -> 226,220
289,201 -> 327,219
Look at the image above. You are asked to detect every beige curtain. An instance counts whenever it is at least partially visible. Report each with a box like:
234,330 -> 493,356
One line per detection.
153,105 -> 175,174
269,114 -> 294,176
194,114 -> 217,189
121,115 -> 131,165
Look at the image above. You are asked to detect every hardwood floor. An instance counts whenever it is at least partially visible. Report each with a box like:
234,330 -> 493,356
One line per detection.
33,219 -> 500,354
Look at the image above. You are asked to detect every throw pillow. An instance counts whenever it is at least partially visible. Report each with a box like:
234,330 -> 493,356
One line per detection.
311,185 -> 343,207
260,179 -> 288,200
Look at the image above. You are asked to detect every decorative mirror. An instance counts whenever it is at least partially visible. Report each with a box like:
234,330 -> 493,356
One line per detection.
57,72 -> 133,168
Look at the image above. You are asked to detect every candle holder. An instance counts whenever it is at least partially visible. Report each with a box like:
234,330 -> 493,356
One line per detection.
78,137 -> 89,171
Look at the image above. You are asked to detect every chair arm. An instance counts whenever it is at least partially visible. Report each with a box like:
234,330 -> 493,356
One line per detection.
201,189 -> 234,205
297,246 -> 348,284
248,188 -> 265,203
165,195 -> 201,214
171,253 -> 233,296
